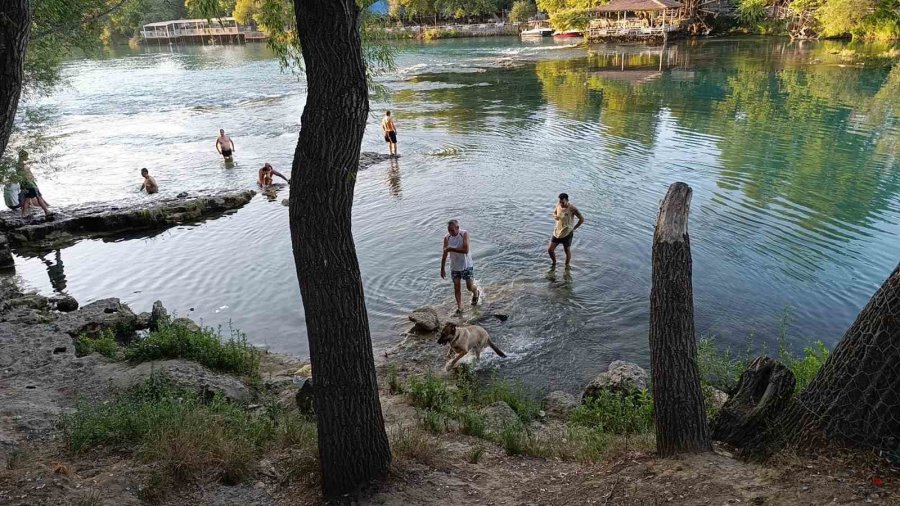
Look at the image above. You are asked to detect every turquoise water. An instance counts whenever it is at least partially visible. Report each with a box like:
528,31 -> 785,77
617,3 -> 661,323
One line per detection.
10,36 -> 899,392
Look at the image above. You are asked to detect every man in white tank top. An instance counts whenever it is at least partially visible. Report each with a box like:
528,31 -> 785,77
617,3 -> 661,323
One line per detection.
440,219 -> 480,314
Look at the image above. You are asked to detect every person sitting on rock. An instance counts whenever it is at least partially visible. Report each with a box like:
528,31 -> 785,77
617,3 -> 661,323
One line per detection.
16,150 -> 51,219
140,168 -> 158,194
257,163 -> 289,187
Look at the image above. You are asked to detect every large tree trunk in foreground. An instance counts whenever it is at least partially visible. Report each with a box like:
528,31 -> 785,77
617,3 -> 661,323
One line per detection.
0,0 -> 32,158
777,264 -> 900,457
289,0 -> 391,497
649,182 -> 712,457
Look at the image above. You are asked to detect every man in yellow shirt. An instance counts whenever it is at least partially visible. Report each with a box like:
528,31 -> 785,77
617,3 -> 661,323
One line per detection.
548,192 -> 584,268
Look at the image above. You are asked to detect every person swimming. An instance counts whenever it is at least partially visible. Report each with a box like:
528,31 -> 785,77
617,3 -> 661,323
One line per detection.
258,163 -> 289,187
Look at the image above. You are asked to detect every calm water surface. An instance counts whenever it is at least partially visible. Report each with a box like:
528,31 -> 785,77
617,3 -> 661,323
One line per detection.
10,37 -> 900,393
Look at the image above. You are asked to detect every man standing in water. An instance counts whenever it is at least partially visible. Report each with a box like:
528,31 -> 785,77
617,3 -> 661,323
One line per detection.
548,192 -> 584,268
215,129 -> 235,161
139,168 -> 158,194
441,219 -> 481,314
382,110 -> 397,157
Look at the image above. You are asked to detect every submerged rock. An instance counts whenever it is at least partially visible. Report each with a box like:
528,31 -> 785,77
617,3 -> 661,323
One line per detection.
582,360 -> 649,401
542,390 -> 578,418
408,306 -> 441,333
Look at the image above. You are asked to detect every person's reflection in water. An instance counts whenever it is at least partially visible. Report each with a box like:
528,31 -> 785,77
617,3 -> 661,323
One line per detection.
387,158 -> 401,198
38,249 -> 67,293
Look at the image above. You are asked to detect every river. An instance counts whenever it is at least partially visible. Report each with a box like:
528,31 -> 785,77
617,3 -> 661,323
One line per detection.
10,36 -> 899,393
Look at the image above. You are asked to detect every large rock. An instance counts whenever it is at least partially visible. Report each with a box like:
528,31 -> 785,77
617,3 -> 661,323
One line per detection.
50,295 -> 79,312
480,401 -> 520,431
56,298 -> 140,343
0,233 -> 12,269
582,360 -> 649,401
0,189 -> 256,252
97,359 -> 253,404
149,300 -> 168,331
542,390 -> 579,418
408,306 -> 441,333
294,377 -> 315,415
171,317 -> 201,333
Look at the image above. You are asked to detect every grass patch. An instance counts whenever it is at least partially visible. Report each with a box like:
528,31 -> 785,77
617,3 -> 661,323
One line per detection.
63,373 -> 315,498
74,331 -> 119,359
467,445 -> 485,464
390,425 -> 438,465
125,322 -> 260,378
569,389 -> 654,435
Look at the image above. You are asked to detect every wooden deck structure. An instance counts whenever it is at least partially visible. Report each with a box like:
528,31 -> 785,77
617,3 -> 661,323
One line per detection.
141,18 -> 266,45
588,0 -> 685,42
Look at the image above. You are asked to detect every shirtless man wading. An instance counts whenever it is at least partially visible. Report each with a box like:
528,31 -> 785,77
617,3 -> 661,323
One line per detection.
382,111 -> 397,157
216,129 -> 235,161
548,192 -> 584,268
440,220 -> 481,314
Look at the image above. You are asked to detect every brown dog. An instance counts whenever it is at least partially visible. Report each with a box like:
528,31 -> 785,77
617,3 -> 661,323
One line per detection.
438,322 -> 506,370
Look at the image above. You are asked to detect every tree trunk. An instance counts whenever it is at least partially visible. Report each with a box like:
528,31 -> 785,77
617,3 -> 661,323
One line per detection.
0,0 -> 32,159
649,182 -> 712,457
778,264 -> 900,457
290,0 -> 391,498
711,356 -> 795,459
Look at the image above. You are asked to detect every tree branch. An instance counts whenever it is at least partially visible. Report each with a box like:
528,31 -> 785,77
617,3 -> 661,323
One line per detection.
33,0 -> 130,40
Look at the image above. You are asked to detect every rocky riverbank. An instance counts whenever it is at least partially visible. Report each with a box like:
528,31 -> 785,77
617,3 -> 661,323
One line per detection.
1,279 -> 894,505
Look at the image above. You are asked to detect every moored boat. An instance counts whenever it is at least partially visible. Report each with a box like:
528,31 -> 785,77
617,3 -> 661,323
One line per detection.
520,27 -> 554,38
553,30 -> 583,39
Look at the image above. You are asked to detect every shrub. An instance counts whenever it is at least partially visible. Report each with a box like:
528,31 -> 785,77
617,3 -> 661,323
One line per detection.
569,389 -> 654,435
478,376 -> 540,422
406,372 -> 453,412
457,408 -> 487,438
125,323 -> 260,377
387,365 -> 404,395
467,445 -> 485,464
497,421 -> 527,456
420,409 -> 448,433
63,373 -> 314,497
781,341 -> 829,393
74,332 -> 119,359
697,336 -> 753,392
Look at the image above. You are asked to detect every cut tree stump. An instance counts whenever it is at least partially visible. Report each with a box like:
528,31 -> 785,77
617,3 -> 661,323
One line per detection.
649,182 -> 712,457
711,356 -> 796,458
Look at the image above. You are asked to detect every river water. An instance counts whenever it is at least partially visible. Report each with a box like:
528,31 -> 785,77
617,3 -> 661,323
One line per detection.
9,37 -> 899,393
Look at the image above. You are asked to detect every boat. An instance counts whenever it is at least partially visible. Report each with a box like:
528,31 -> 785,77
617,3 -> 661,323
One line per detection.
553,30 -> 583,39
520,27 -> 554,38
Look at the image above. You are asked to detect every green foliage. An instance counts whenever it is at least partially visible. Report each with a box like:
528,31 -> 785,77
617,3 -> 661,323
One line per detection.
497,421 -> 527,455
735,0 -> 771,25
569,389 -> 654,435
535,0 -> 604,30
509,0 -> 537,22
64,373 -> 316,497
467,444 -> 485,463
387,364 -> 404,394
125,322 -> 260,377
390,425 -> 438,464
697,336 -> 753,392
406,372 -> 454,411
75,331 -> 119,359
101,0 -> 185,44
780,341 -> 829,392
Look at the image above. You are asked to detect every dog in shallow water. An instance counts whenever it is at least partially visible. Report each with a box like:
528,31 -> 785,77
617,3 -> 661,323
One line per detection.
438,322 -> 506,370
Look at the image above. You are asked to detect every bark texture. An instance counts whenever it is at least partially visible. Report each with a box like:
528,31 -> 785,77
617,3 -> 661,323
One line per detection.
711,356 -> 795,458
649,182 -> 712,457
778,264 -> 900,457
0,0 -> 33,159
289,0 -> 391,497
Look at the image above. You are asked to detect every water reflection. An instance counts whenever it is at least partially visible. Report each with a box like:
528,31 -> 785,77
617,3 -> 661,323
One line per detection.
37,250 -> 67,293
387,158 -> 402,198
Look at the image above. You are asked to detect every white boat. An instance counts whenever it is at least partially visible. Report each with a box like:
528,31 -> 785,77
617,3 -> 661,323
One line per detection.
520,27 -> 553,38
